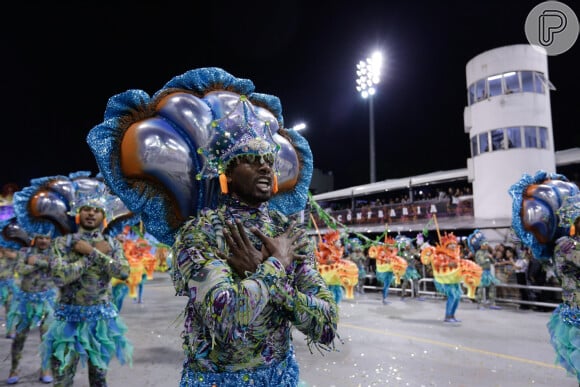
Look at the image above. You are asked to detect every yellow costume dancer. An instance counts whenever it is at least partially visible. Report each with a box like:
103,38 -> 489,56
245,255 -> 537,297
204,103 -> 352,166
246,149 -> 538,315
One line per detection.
315,230 -> 355,303
369,237 -> 407,305
421,233 -> 481,323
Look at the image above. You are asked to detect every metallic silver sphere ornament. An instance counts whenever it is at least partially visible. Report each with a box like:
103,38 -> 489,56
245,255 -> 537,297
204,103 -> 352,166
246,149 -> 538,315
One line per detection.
509,170 -> 580,259
13,171 -> 137,238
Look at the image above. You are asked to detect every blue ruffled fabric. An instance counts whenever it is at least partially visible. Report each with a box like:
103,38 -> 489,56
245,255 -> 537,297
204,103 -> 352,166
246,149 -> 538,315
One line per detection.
112,283 -> 129,312
547,304 -> 580,382
376,271 -> 394,285
0,278 -> 15,302
41,302 -> 133,372
6,287 -> 55,333
328,284 -> 344,304
402,267 -> 421,281
479,269 -> 501,287
434,281 -> 464,299
180,347 -> 299,387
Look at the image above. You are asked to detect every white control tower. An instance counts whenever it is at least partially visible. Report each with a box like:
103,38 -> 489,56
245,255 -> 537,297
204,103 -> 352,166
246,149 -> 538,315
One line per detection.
464,44 -> 555,220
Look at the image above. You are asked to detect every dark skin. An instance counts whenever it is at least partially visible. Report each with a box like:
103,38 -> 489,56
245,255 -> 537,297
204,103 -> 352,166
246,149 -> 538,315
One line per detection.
73,206 -> 112,256
215,156 -> 308,277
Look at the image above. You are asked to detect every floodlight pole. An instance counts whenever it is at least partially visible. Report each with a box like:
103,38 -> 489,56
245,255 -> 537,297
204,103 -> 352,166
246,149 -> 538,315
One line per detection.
369,96 -> 376,183
356,51 -> 382,184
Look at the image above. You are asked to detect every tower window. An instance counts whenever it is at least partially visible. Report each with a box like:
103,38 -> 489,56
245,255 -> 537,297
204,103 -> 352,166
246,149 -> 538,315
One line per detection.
507,126 -> 522,148
471,136 -> 479,157
491,128 -> 505,150
503,71 -> 520,94
539,126 -> 549,149
524,126 -> 538,148
479,132 -> 489,153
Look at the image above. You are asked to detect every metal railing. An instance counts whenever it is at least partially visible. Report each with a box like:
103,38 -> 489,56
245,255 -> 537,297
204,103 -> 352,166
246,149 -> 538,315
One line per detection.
363,277 -> 562,309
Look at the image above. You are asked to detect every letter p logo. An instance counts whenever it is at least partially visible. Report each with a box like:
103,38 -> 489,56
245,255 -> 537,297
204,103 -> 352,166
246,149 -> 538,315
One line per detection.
525,1 -> 579,56
539,10 -> 567,46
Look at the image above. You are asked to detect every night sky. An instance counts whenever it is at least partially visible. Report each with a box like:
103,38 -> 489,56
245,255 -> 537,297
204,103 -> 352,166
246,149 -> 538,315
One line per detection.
1,1 -> 578,192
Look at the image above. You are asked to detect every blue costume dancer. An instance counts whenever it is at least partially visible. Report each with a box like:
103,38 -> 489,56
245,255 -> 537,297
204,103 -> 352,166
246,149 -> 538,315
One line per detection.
6,232 -> 56,384
468,230 -> 502,310
0,224 -> 20,339
510,170 -> 580,384
13,172 -> 136,387
421,233 -> 467,323
397,235 -> 423,300
87,67 -> 340,387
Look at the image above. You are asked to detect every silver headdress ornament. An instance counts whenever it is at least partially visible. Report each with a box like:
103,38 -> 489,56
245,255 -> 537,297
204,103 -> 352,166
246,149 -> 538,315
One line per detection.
467,229 -> 488,253
195,93 -> 281,179
395,235 -> 413,250
88,67 -> 313,245
68,177 -> 111,217
509,170 -> 580,259
0,217 -> 32,249
13,171 -> 136,237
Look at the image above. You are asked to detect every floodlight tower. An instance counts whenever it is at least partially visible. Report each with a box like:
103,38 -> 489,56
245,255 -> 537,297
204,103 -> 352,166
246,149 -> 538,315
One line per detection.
356,51 -> 383,183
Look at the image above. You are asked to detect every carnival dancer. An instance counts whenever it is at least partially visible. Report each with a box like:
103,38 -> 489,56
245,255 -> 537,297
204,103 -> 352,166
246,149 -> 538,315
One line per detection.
124,236 -> 148,305
133,236 -> 157,304
87,67 -> 339,386
0,246 -> 18,339
421,232 -> 481,323
40,181 -> 133,386
348,239 -> 367,294
110,232 -> 130,312
1,216 -> 44,343
468,230 -> 502,310
369,237 -> 407,305
6,233 -> 56,384
509,170 -> 580,384
397,235 -> 423,301
315,230 -> 347,303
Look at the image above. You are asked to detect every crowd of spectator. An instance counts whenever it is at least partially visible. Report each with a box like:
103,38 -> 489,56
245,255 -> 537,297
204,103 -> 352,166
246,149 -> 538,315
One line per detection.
345,238 -> 561,311
322,185 -> 473,213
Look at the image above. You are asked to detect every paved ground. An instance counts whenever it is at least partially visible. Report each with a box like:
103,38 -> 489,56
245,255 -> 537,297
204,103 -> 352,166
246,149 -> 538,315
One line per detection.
1,274 -> 577,387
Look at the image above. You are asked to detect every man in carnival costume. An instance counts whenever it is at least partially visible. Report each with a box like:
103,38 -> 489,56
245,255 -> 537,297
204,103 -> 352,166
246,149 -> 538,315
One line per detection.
421,233 -> 468,323
510,171 -> 580,384
40,180 -> 133,387
87,67 -> 339,387
315,230 -> 346,303
347,238 -> 367,294
368,237 -> 406,305
6,231 -> 56,384
0,217 -> 37,343
397,235 -> 423,301
0,246 -> 18,339
468,230 -> 502,310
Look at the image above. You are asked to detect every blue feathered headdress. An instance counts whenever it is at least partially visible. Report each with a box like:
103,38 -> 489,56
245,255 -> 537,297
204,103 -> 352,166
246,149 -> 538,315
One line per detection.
509,170 -> 579,259
13,171 -> 138,238
87,67 -> 313,245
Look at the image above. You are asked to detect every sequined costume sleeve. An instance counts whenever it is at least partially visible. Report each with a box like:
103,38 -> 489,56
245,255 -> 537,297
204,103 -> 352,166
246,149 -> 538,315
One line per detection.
15,250 -> 49,277
553,235 -> 580,306
50,236 -> 91,286
475,249 -> 500,286
172,204 -> 338,372
51,233 -> 130,304
0,255 -> 18,280
0,255 -> 17,303
278,257 -> 338,346
15,248 -> 54,293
